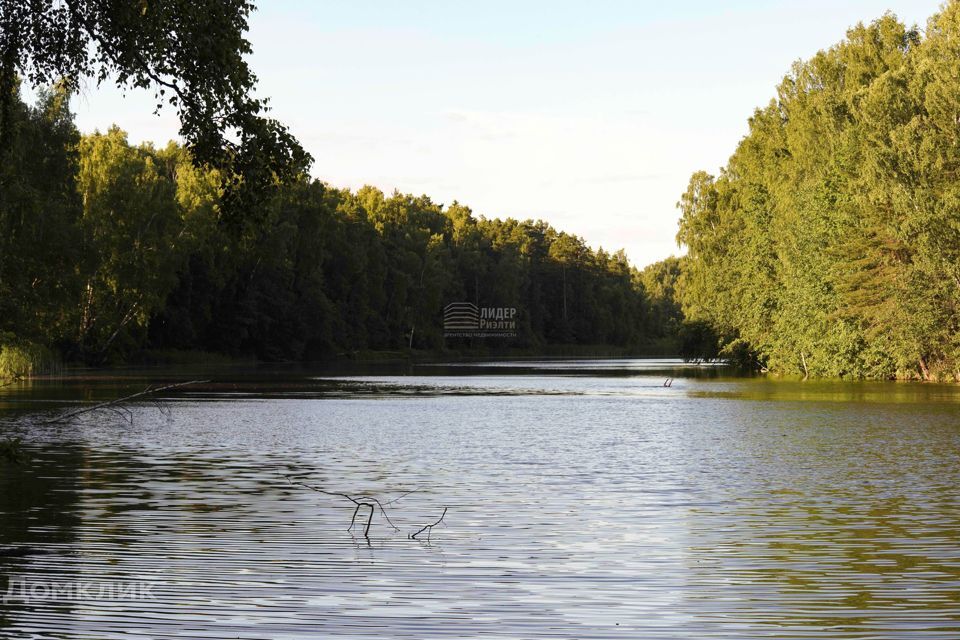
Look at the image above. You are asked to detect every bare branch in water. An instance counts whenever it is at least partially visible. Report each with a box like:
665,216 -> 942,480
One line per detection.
42,380 -> 208,425
410,507 -> 448,542
383,487 -> 419,506
284,475 -> 418,540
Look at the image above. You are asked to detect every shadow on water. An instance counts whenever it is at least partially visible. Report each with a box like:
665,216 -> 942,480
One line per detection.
672,404 -> 960,636
687,377 -> 960,404
0,445 -> 84,629
0,358 -> 728,406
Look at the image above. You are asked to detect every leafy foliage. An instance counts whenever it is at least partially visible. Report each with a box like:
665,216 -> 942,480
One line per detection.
677,5 -> 960,380
0,87 -> 681,369
0,0 -> 310,223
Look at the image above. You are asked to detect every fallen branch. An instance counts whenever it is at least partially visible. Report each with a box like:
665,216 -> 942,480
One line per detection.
285,476 -> 417,540
410,507 -> 448,542
43,380 -> 208,425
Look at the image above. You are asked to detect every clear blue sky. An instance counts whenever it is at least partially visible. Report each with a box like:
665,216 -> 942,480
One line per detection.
60,0 -> 943,268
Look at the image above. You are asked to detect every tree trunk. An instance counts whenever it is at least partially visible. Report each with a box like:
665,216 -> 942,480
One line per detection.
562,264 -> 567,322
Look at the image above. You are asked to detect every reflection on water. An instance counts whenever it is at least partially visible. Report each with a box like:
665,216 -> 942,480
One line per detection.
1,359 -> 959,638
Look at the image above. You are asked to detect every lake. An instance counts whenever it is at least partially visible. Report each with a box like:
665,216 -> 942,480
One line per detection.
1,358 -> 959,638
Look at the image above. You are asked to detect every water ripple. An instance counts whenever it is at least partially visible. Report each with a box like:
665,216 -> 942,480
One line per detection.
1,364 -> 959,638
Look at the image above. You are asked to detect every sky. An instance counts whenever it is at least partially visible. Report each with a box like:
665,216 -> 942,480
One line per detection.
56,0 -> 943,269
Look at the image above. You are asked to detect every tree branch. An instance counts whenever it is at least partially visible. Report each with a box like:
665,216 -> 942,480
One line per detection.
285,476 -> 419,541
43,379 -> 208,425
410,507 -> 448,542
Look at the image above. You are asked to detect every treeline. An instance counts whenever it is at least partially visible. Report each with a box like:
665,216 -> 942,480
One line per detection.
0,84 -> 681,375
676,4 -> 960,381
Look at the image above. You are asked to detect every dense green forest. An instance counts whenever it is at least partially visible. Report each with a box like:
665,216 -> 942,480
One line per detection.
9,3 -> 960,381
676,4 -> 960,381
0,85 -> 681,377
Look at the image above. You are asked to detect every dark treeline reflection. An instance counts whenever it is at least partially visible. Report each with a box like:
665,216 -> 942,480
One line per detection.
0,85 -> 681,373
0,445 -> 84,627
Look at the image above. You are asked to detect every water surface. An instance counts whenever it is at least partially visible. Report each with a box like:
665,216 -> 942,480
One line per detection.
1,359 -> 959,638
